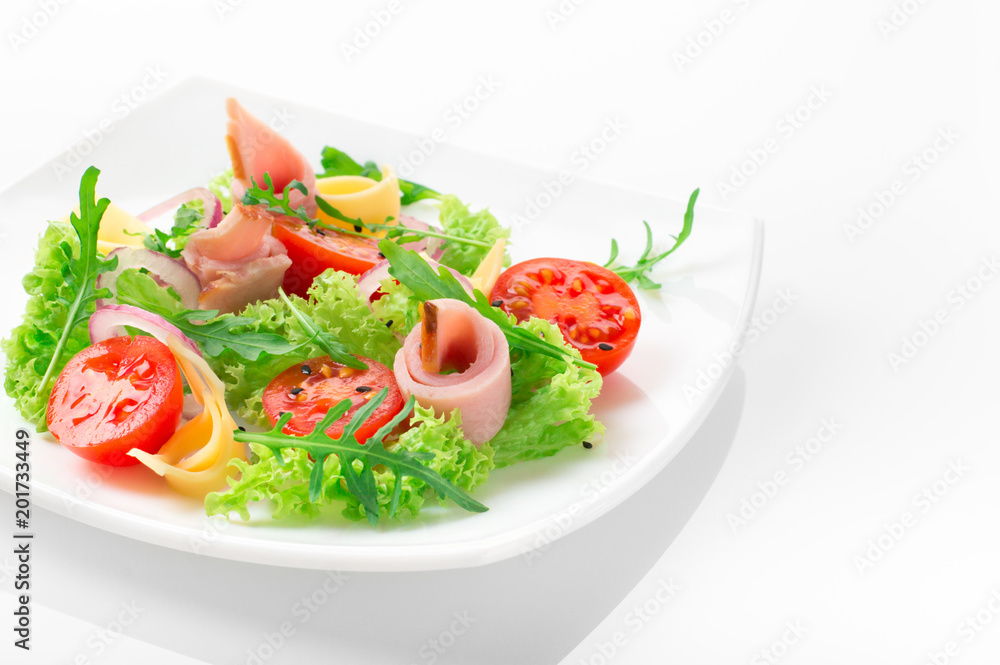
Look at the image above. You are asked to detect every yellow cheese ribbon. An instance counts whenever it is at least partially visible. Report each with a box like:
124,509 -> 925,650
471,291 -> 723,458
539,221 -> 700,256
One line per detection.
468,238 -> 507,295
315,165 -> 401,235
128,336 -> 246,498
64,202 -> 153,255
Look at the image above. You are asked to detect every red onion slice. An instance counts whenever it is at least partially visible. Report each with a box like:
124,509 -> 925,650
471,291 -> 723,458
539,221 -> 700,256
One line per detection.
397,216 -> 445,260
357,259 -> 473,306
397,215 -> 428,254
97,247 -> 201,310
138,187 -> 223,229
89,304 -> 201,356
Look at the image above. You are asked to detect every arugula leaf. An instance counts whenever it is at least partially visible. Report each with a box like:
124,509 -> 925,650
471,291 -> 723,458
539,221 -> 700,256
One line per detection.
114,278 -> 303,361
234,389 -> 488,525
276,288 -> 366,370
38,167 -> 118,396
313,195 -> 366,228
378,239 -> 596,370
173,203 -> 203,231
139,202 -> 203,259
241,173 -> 371,238
364,220 -> 494,250
605,188 -> 699,289
161,309 -> 302,360
241,173 -> 315,224
318,145 -> 440,205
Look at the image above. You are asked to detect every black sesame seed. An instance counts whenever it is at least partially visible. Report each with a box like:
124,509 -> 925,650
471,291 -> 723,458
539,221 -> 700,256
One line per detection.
238,426 -> 246,432
582,441 -> 593,449
278,411 -> 287,418
385,319 -> 394,327
598,342 -> 614,351
300,364 -> 312,375
316,229 -> 326,236
355,385 -> 373,393
378,251 -> 385,259
491,299 -> 503,308
290,387 -> 304,395
353,225 -> 363,233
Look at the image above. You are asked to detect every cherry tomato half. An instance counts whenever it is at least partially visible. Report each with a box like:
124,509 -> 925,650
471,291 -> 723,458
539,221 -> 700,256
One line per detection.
262,355 -> 404,444
490,258 -> 641,376
46,335 -> 183,466
272,220 -> 382,298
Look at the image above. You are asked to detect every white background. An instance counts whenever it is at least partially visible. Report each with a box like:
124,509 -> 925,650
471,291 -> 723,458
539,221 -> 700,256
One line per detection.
2,0 -> 999,663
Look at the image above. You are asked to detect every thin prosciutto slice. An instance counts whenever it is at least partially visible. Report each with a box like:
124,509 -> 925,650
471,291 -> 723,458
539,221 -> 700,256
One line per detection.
394,299 -> 511,446
225,97 -> 317,215
181,203 -> 291,314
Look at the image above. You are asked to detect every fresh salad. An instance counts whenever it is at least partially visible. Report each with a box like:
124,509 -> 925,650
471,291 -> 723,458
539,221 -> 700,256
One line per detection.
3,98 -> 698,526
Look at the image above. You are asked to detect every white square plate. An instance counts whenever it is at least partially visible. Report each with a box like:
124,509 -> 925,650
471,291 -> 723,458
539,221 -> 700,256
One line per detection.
0,77 -> 762,571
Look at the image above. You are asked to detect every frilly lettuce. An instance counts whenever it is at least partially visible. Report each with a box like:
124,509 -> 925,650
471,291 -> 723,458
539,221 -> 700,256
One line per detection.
3,222 -> 92,429
490,317 -> 604,467
207,168 -> 234,214
437,195 -> 510,275
370,278 -> 421,338
205,405 -> 494,522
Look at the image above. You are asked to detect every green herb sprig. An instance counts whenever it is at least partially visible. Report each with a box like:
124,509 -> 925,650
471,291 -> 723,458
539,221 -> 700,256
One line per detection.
365,221 -> 493,249
240,174 -> 317,225
39,167 -> 118,393
241,173 -> 367,232
277,288 -> 366,370
234,388 -> 488,524
138,205 -> 203,258
604,188 -> 699,290
378,239 -> 597,370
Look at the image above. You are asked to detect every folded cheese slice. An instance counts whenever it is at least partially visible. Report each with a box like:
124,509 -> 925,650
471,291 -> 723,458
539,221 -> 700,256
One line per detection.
128,335 -> 246,498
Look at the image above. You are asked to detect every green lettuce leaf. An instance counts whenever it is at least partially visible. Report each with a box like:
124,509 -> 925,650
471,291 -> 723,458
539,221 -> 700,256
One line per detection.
205,405 -> 493,523
114,268 -> 182,312
2,222 -> 92,428
437,195 -> 510,275
370,278 -> 421,338
207,168 -> 234,214
490,317 -> 604,467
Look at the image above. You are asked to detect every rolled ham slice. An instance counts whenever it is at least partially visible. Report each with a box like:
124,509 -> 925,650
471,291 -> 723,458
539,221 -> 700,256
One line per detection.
394,299 -> 511,446
225,97 -> 317,215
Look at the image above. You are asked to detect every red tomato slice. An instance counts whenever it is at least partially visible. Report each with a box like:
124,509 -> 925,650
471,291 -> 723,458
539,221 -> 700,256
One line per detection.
46,335 -> 183,466
262,355 -> 404,444
490,258 -> 641,376
272,221 -> 383,298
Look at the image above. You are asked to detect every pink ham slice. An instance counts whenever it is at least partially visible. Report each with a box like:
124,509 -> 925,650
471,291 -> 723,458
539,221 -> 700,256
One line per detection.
181,203 -> 291,314
183,202 -> 273,264
197,251 -> 291,315
393,299 -> 511,446
225,97 -> 317,215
